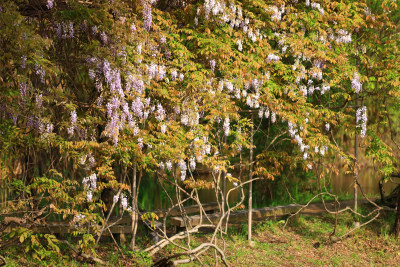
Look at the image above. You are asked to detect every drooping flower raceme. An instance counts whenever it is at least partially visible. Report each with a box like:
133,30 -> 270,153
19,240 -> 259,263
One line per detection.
159,162 -> 165,170
336,29 -> 352,44
189,157 -> 196,171
71,110 -> 77,125
236,39 -> 243,51
35,94 -> 43,109
68,110 -> 77,135
35,64 -> 45,83
352,72 -> 362,93
160,124 -> 167,134
179,159 -> 187,181
21,55 -> 27,69
82,173 -> 97,202
310,2 -> 324,15
356,106 -> 367,138
210,59 -> 216,72
121,195 -> 128,210
268,5 -> 284,22
166,160 -> 172,171
271,112 -> 276,123
223,117 -> 230,136
325,123 -> 330,132
267,53 -> 280,62
46,0 -> 54,10
143,2 -> 152,31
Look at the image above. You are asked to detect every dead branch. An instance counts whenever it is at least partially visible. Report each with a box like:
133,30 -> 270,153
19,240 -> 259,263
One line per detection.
144,224 -> 216,256
332,210 -> 381,242
106,225 -> 125,259
1,217 -> 26,225
0,254 -> 6,266
153,242 -> 228,267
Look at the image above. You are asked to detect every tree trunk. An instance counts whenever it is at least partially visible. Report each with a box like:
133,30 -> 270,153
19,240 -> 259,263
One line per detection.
130,163 -> 138,250
393,187 -> 400,238
248,114 -> 253,242
221,135 -> 227,214
119,167 -> 127,246
354,98 -> 358,213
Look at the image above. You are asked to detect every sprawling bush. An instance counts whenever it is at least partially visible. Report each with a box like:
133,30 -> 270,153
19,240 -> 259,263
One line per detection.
1,0 -> 399,264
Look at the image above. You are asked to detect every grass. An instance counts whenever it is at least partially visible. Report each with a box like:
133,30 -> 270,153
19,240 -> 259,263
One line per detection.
2,207 -> 400,266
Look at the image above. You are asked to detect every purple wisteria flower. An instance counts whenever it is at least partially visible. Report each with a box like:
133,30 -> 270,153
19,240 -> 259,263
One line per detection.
171,69 -> 177,81
19,81 -> 28,98
160,35 -> 166,44
121,195 -> 128,210
178,159 -> 187,181
88,69 -> 95,80
210,59 -> 216,72
267,53 -> 279,62
137,138 -> 144,149
189,157 -> 196,171
236,39 -> 243,51
35,64 -> 45,83
100,32 -> 107,44
21,55 -> 27,69
271,112 -> 276,123
92,25 -> 98,35
143,2 -> 152,31
159,162 -> 165,170
160,124 -> 167,134
71,110 -> 77,125
47,0 -> 54,9
352,72 -> 362,93
131,23 -> 137,32
155,104 -> 165,121
36,94 -> 43,109
166,160 -> 172,171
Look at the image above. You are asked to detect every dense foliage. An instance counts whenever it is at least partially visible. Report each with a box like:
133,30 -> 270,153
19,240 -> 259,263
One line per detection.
1,0 -> 399,264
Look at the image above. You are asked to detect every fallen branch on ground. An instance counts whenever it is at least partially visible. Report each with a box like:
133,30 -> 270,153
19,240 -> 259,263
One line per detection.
152,242 -> 228,267
0,254 -> 6,266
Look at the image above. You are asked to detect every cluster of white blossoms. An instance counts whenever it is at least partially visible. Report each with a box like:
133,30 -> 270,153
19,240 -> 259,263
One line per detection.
73,214 -> 85,228
80,154 -> 95,168
236,39 -> 243,51
197,0 -> 268,46
352,72 -> 362,93
178,159 -> 187,181
335,29 -> 352,44
356,106 -> 367,138
113,194 -> 129,210
309,2 -> 324,15
223,117 -> 230,136
82,173 -> 97,202
46,0 -> 54,9
268,5 -> 285,22
267,53 -> 280,62
288,118 -> 329,161
180,108 -> 200,127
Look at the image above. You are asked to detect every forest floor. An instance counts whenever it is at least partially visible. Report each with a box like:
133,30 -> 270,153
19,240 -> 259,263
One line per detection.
2,205 -> 400,266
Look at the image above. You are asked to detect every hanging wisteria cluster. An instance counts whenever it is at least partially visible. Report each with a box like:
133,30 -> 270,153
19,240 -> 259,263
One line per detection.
356,106 -> 367,138
352,72 -> 363,94
82,173 -> 97,202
